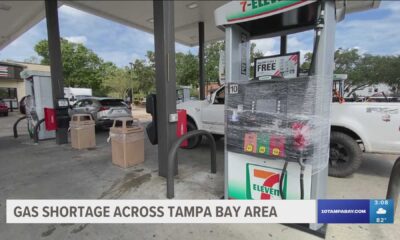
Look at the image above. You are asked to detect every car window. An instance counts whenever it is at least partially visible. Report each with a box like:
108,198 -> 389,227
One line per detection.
85,100 -> 93,106
79,99 -> 92,107
100,99 -> 125,107
214,88 -> 225,105
74,100 -> 84,108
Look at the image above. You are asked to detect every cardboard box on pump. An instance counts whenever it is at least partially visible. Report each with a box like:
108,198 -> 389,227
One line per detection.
110,118 -> 144,168
70,114 -> 96,149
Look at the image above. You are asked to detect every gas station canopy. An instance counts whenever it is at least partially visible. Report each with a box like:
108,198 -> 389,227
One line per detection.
0,0 -> 229,50
0,0 -> 381,50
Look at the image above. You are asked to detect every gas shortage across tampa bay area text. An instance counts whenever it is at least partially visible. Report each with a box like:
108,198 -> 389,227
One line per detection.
7,200 -> 316,224
12,205 -> 277,218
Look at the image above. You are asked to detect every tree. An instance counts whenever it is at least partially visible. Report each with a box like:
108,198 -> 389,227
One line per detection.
205,41 -> 224,83
372,55 -> 400,95
124,41 -> 265,99
301,48 -> 400,97
334,48 -> 361,73
250,42 -> 264,77
98,62 -> 118,96
34,38 -> 113,96
103,67 -> 131,98
345,53 -> 379,96
176,51 -> 199,87
300,52 -> 313,71
130,52 -> 156,97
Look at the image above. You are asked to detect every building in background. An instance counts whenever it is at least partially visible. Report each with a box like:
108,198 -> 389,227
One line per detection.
0,61 -> 50,109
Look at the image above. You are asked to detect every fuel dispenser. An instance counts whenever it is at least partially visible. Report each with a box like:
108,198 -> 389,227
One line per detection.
215,0 -> 379,231
20,70 -> 55,140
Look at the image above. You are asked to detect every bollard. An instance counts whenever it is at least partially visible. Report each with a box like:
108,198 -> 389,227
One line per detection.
13,115 -> 27,138
167,130 -> 217,199
33,118 -> 45,143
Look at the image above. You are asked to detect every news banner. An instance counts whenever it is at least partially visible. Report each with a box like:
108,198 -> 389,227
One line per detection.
6,199 -> 394,224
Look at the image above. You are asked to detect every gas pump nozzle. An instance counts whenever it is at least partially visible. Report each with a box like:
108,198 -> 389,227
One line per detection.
280,122 -> 312,200
279,154 -> 308,200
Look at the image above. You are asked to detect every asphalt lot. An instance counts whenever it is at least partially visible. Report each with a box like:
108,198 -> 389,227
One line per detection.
0,110 -> 399,240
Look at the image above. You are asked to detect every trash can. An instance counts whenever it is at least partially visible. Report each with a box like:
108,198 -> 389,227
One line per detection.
70,114 -> 96,150
109,117 -> 144,168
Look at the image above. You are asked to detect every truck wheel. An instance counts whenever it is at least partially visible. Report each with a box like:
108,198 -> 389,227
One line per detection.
329,132 -> 362,177
183,120 -> 202,149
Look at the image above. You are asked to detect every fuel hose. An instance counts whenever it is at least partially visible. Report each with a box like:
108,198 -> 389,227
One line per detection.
279,161 -> 289,200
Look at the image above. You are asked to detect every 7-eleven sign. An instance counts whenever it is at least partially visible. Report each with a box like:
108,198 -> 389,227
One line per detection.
246,163 -> 287,200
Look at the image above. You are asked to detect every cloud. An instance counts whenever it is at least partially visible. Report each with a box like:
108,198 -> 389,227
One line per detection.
65,36 -> 87,44
380,1 -> 400,13
376,208 -> 386,215
286,35 -> 313,64
251,38 -> 278,56
0,19 -> 47,62
176,43 -> 197,54
288,36 -> 305,49
335,1 -> 400,55
59,5 -> 87,17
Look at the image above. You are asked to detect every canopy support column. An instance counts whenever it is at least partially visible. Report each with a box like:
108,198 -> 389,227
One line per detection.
198,21 -> 205,100
153,0 -> 177,177
44,0 -> 68,144
280,35 -> 287,55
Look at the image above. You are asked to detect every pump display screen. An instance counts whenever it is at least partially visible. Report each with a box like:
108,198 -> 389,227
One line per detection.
57,98 -> 69,108
256,99 -> 277,113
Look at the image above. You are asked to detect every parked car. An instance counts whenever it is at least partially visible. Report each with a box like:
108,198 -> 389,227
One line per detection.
69,97 -> 131,128
0,99 -> 9,116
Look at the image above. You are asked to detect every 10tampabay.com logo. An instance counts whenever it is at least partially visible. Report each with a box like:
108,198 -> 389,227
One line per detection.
318,199 -> 394,224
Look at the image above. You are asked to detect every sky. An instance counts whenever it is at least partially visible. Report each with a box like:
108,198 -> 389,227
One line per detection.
1,1 -> 399,67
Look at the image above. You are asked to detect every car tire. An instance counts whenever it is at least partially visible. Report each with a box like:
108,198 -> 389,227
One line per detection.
329,131 -> 362,178
182,120 -> 202,149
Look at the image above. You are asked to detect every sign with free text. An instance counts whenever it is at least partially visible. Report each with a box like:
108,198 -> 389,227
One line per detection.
254,52 -> 300,79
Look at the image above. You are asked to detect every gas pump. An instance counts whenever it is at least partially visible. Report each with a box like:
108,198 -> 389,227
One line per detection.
215,0 -> 379,232
20,70 -> 55,140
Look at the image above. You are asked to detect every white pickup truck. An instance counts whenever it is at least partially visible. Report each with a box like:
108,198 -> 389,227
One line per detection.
177,85 -> 400,177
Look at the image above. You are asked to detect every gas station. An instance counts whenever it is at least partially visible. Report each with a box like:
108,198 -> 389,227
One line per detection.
1,0 -> 399,239
0,0 -> 380,179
